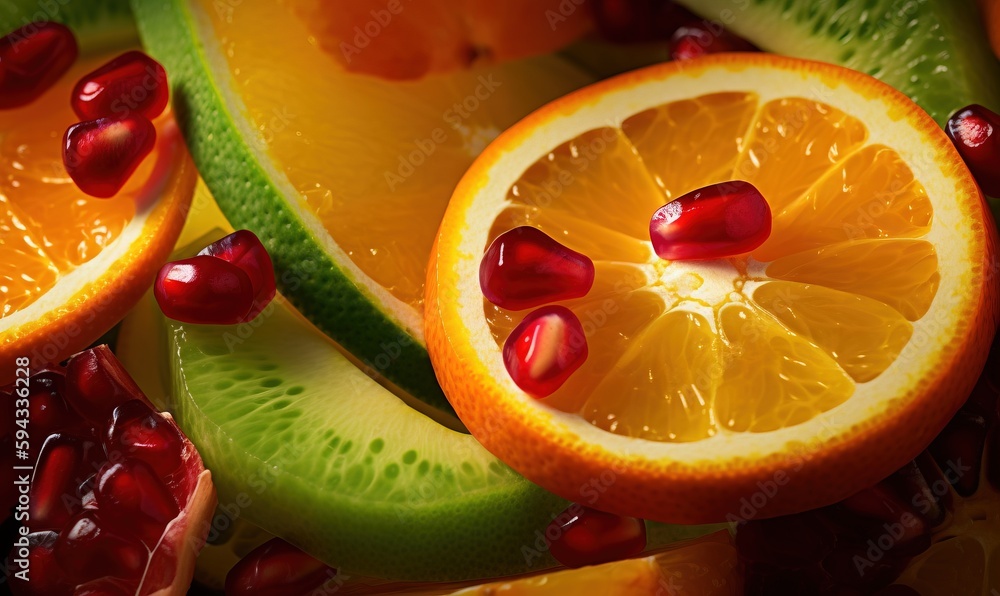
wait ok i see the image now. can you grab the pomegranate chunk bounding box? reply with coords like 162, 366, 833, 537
481, 227, 595, 311
155, 255, 256, 325
650, 180, 771, 260
2, 347, 216, 595
226, 538, 339, 596
199, 229, 277, 321
591, 0, 697, 43
946, 104, 1000, 197
546, 504, 647, 568
503, 305, 588, 397
0, 22, 77, 109
63, 115, 156, 198
71, 50, 168, 121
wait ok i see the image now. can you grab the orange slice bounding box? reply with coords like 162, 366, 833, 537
426, 54, 999, 524
0, 50, 196, 382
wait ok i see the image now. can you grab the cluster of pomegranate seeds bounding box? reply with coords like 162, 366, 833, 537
71, 50, 168, 121
480, 226, 595, 311
62, 51, 169, 198
155, 230, 277, 325
737, 342, 1000, 594
226, 538, 339, 596
0, 22, 78, 109
650, 180, 771, 260
2, 345, 213, 595
546, 504, 647, 568
502, 306, 588, 398
946, 104, 1000, 197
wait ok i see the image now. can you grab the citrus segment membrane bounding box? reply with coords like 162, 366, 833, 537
481, 91, 943, 443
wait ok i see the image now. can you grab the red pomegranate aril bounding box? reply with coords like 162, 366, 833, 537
65, 344, 146, 424
946, 104, 1000, 197
198, 229, 277, 321
7, 531, 69, 596
669, 20, 757, 61
546, 505, 646, 568
106, 400, 185, 478
63, 115, 156, 198
154, 255, 256, 325
71, 50, 168, 121
0, 22, 77, 109
928, 409, 988, 497
503, 306, 588, 398
27, 369, 76, 443
591, 0, 696, 43
54, 511, 149, 583
30, 434, 101, 530
226, 538, 339, 596
650, 180, 771, 260
96, 460, 179, 547
480, 227, 595, 311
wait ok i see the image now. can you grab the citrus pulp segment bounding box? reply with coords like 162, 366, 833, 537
164, 293, 718, 581
426, 54, 999, 524
0, 42, 196, 383
129, 0, 593, 410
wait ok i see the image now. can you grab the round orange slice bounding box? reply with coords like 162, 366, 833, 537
0, 50, 196, 382
426, 53, 1000, 524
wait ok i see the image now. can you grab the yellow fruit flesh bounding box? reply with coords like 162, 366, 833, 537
482, 93, 940, 442
0, 53, 160, 319
200, 0, 590, 308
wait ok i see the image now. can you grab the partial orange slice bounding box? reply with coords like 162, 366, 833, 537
0, 50, 196, 381
426, 54, 999, 523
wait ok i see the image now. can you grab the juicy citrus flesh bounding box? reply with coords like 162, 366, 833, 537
427, 54, 997, 523
0, 52, 163, 318
0, 45, 194, 381
482, 90, 938, 443
197, 0, 591, 313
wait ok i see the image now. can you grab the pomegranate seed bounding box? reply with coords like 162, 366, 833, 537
154, 255, 256, 325
27, 369, 76, 443
7, 531, 69, 595
503, 306, 588, 398
105, 400, 185, 478
30, 434, 102, 530
669, 20, 757, 61
946, 104, 1000, 197
71, 50, 168, 121
591, 0, 696, 43
63, 115, 156, 198
649, 180, 771, 260
96, 460, 179, 547
929, 409, 988, 497
54, 511, 149, 583
198, 230, 277, 321
65, 345, 146, 424
546, 505, 646, 568
480, 227, 595, 311
226, 538, 338, 596
0, 22, 77, 109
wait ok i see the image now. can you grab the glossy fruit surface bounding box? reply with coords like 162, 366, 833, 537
946, 104, 1000, 197
225, 538, 337, 596
0, 21, 77, 109
154, 256, 255, 325
427, 54, 997, 524
198, 230, 276, 320
71, 50, 168, 121
546, 505, 647, 568
2, 346, 215, 595
503, 306, 588, 398
63, 115, 157, 198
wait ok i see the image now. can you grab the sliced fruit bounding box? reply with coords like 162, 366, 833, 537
0, 23, 196, 383
160, 291, 718, 580
426, 54, 998, 524
2, 346, 215, 595
330, 530, 741, 595
129, 0, 593, 410
288, 0, 593, 80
